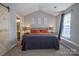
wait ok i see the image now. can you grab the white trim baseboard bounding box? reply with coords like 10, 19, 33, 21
62, 38, 79, 48
1, 44, 16, 56
61, 38, 79, 55
11, 44, 16, 49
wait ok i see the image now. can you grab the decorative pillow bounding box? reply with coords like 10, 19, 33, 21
31, 30, 40, 33
40, 30, 48, 33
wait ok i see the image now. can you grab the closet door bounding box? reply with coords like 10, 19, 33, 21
0, 5, 10, 55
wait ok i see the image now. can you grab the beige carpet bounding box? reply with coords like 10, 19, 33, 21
4, 45, 78, 56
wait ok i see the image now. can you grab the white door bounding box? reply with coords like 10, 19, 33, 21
0, 5, 10, 55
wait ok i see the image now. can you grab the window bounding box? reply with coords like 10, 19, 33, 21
38, 18, 41, 24
61, 13, 71, 39
32, 18, 35, 24
31, 17, 48, 25
44, 17, 47, 24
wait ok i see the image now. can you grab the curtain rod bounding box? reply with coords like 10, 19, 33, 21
0, 3, 10, 12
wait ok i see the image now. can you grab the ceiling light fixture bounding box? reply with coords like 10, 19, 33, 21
54, 6, 56, 8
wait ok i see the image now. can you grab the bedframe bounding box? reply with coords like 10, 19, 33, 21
21, 28, 59, 50
21, 33, 59, 50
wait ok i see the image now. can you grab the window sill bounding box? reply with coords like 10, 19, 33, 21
61, 36, 70, 40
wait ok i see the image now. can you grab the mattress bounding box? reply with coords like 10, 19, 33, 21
22, 34, 59, 50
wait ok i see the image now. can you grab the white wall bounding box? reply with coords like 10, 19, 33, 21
63, 4, 79, 47
9, 4, 17, 47
24, 10, 57, 32
56, 15, 61, 35
71, 4, 79, 45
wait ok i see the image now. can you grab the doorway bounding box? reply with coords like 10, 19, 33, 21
16, 17, 21, 44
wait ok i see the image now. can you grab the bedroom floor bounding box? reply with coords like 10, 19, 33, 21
4, 44, 78, 56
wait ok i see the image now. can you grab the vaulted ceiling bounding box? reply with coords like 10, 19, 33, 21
14, 3, 74, 16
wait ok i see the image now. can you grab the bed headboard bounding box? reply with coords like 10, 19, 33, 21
31, 28, 49, 34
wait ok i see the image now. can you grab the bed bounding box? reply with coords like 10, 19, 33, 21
21, 28, 59, 50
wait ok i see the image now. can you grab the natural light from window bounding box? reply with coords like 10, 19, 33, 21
62, 13, 71, 39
